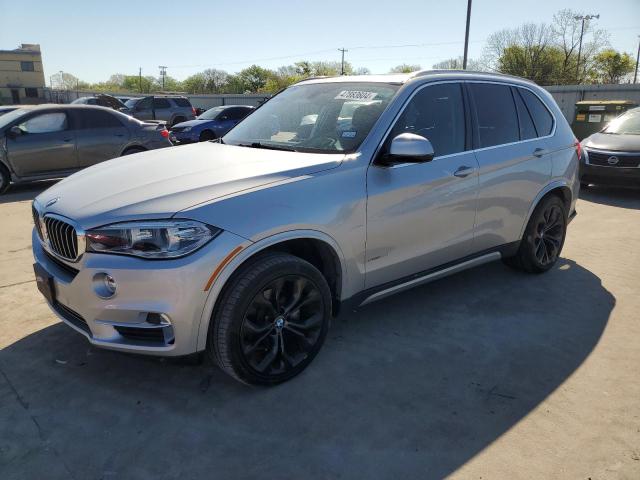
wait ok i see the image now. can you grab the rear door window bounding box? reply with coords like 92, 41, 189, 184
74, 109, 123, 129
153, 98, 171, 109
469, 83, 519, 148
519, 88, 554, 136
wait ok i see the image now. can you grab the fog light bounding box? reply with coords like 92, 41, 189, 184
93, 272, 117, 298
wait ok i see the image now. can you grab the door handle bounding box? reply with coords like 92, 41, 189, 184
453, 166, 474, 178
62, 137, 73, 142
533, 148, 546, 158
114, 133, 124, 137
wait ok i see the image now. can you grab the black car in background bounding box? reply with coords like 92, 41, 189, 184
580, 107, 640, 188
0, 104, 172, 194
72, 94, 129, 112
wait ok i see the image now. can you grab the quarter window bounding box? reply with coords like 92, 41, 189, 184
75, 110, 123, 129
519, 88, 553, 136
19, 113, 67, 133
513, 88, 537, 140
389, 83, 466, 157
470, 83, 519, 148
173, 98, 191, 107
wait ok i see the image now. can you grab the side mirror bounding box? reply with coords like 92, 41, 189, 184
385, 133, 434, 163
7, 125, 23, 139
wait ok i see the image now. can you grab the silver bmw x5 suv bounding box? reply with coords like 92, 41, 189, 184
32, 71, 579, 385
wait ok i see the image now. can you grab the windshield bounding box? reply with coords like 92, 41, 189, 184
198, 106, 225, 120
0, 108, 28, 129
604, 109, 640, 135
223, 82, 400, 153
124, 98, 140, 108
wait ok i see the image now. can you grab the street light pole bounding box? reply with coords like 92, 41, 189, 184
574, 14, 599, 83
634, 35, 639, 84
463, 0, 473, 70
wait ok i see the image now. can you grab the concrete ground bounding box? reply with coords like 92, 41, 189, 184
0, 181, 639, 480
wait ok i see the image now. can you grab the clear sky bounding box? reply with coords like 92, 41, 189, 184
1, 0, 638, 84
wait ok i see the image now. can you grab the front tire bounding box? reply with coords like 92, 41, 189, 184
199, 130, 216, 142
504, 195, 567, 273
208, 253, 331, 385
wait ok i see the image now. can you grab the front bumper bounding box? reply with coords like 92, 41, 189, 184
580, 163, 640, 187
32, 229, 248, 356
169, 131, 199, 144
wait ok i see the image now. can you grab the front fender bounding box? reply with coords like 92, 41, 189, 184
194, 229, 348, 352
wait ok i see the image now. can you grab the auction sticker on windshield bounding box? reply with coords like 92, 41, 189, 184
335, 90, 378, 101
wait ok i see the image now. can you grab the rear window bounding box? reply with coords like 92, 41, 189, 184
469, 83, 519, 148
173, 97, 191, 107
519, 88, 554, 136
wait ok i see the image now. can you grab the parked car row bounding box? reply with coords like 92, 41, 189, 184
0, 104, 172, 193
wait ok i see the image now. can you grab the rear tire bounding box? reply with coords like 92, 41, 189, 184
503, 195, 567, 273
0, 164, 9, 195
199, 130, 216, 142
207, 252, 331, 385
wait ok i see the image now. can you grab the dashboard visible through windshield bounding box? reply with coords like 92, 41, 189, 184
223, 82, 400, 153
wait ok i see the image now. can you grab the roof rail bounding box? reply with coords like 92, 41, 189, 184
408, 69, 533, 83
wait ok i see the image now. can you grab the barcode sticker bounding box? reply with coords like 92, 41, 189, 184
335, 90, 378, 101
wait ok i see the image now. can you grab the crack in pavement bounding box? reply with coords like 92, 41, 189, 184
0, 279, 35, 289
0, 365, 78, 480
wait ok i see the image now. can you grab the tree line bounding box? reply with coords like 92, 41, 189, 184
54, 9, 636, 95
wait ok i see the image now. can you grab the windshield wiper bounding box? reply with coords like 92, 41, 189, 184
238, 142, 298, 152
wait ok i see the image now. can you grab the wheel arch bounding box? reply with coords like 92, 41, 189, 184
519, 180, 573, 239
196, 230, 347, 351
120, 144, 147, 156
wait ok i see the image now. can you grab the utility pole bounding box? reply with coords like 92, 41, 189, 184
634, 35, 639, 84
158, 65, 167, 90
338, 48, 348, 75
574, 14, 599, 83
463, 0, 472, 70
139, 67, 142, 93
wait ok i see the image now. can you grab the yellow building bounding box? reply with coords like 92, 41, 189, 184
0, 44, 46, 105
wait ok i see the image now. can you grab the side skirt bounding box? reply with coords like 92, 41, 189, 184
341, 242, 519, 311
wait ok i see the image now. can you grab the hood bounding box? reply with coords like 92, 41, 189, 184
36, 142, 343, 228
583, 132, 640, 152
172, 119, 208, 129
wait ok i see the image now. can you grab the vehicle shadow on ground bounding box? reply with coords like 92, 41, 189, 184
580, 185, 640, 209
0, 180, 58, 205
0, 259, 614, 479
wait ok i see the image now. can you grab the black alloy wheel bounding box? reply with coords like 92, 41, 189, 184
208, 252, 331, 385
240, 275, 323, 375
532, 203, 564, 266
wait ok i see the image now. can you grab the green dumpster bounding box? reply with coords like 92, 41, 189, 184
571, 100, 638, 140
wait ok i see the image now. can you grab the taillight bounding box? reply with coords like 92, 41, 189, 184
192, 107, 197, 116
160, 129, 169, 138
575, 139, 582, 160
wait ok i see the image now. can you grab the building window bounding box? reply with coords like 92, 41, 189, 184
21, 61, 35, 72
25, 88, 38, 98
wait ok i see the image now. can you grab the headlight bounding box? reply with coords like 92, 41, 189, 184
86, 220, 220, 259
181, 126, 192, 132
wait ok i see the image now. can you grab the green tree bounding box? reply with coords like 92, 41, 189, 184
237, 65, 272, 92
182, 73, 207, 94
497, 45, 565, 85
389, 64, 421, 73
591, 49, 636, 84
